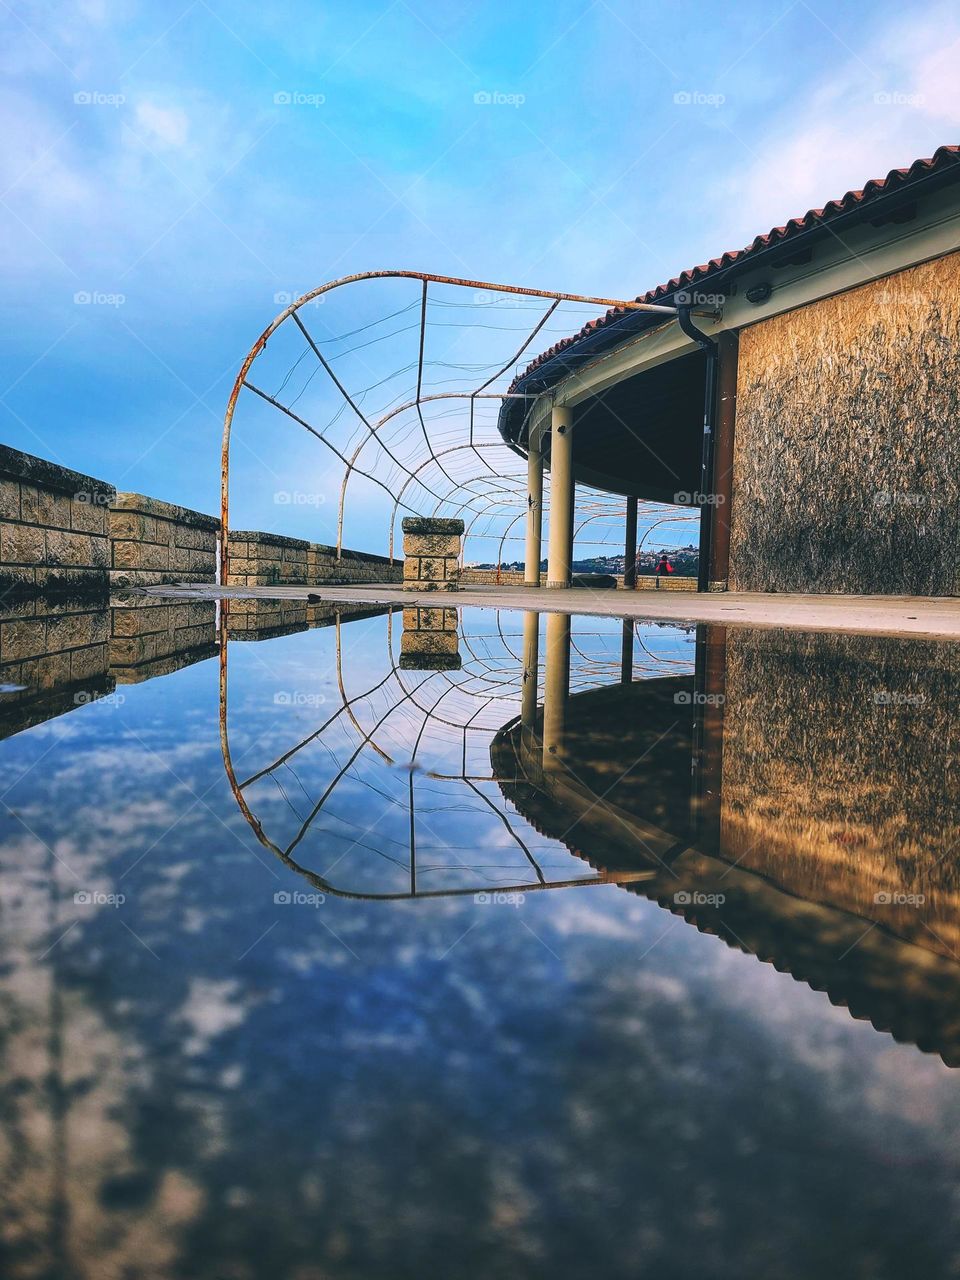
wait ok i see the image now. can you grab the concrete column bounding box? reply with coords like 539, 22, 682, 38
546, 405, 574, 589
623, 496, 638, 589
521, 609, 540, 752
524, 427, 543, 587
542, 611, 571, 772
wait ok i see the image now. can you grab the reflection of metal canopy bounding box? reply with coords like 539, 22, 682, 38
218, 605, 692, 899
220, 271, 699, 579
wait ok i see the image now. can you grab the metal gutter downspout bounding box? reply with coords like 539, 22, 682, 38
677, 305, 718, 593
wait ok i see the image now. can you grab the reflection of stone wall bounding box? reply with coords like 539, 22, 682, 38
109, 599, 217, 682
402, 517, 463, 592
0, 444, 114, 598
225, 599, 308, 639
720, 627, 960, 957
109, 492, 219, 588
0, 600, 113, 737
399, 606, 461, 670
729, 251, 960, 594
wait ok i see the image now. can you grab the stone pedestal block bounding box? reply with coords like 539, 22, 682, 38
401, 517, 464, 593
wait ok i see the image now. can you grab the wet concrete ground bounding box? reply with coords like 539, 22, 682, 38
135, 581, 960, 641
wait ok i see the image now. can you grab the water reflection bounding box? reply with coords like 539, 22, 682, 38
3, 598, 960, 1278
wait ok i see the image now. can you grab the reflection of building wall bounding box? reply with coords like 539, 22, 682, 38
109, 492, 219, 588
720, 627, 960, 957
729, 252, 960, 594
109, 599, 218, 683
0, 444, 114, 598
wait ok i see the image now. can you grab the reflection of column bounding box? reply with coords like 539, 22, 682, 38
623, 496, 638, 589
399, 607, 462, 670
521, 610, 540, 750
546, 406, 574, 589
524, 427, 543, 587
542, 612, 571, 772
691, 623, 727, 849
620, 618, 633, 685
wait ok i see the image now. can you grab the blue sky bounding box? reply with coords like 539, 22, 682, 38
1, 0, 957, 554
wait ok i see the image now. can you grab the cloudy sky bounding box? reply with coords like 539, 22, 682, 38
1, 0, 957, 549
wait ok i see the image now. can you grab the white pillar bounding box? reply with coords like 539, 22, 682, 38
524, 426, 543, 587
546, 405, 574, 589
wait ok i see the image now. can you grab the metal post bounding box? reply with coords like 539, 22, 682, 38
623, 495, 638, 589
546, 405, 574, 589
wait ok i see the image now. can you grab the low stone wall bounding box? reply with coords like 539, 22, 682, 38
109, 598, 217, 681
460, 567, 697, 591
402, 517, 464, 592
226, 531, 310, 587
309, 543, 400, 585
0, 445, 115, 598
110, 493, 219, 588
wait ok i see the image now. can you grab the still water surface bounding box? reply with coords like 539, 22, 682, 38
1, 598, 959, 1278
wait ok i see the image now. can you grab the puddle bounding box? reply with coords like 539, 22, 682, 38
1, 598, 959, 1278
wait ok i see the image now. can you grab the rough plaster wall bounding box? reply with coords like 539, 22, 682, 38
729, 251, 960, 594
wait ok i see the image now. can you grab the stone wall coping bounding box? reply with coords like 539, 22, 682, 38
228, 530, 311, 549
402, 517, 465, 535
310, 543, 394, 566
0, 443, 115, 502
113, 491, 220, 531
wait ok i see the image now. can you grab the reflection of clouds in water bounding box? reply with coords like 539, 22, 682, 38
2, 610, 960, 1276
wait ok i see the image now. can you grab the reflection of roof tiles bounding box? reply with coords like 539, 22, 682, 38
514, 144, 960, 385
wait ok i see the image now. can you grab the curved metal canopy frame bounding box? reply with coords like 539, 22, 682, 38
220, 270, 687, 581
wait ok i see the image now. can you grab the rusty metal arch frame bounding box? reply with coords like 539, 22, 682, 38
221, 270, 682, 581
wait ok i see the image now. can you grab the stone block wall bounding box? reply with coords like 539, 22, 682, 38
0, 445, 115, 599
309, 543, 401, 585
109, 493, 219, 588
226, 531, 310, 586
110, 599, 217, 681
402, 517, 464, 592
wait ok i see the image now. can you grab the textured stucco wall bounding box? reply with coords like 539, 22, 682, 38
728, 251, 960, 595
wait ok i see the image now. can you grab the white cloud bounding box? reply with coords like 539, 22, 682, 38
135, 100, 190, 149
